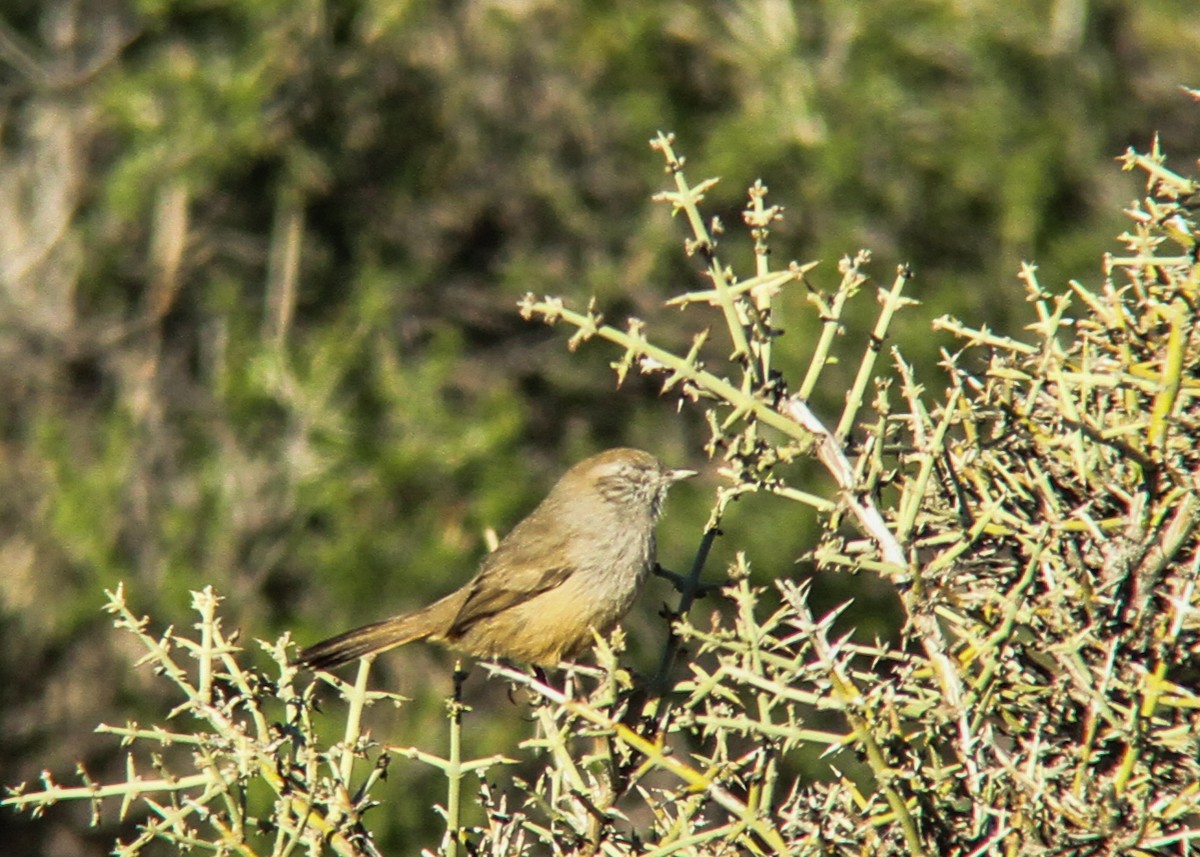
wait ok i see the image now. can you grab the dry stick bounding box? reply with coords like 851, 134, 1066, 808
651, 131, 757, 379
194, 587, 216, 706
835, 265, 912, 441
443, 664, 468, 857
1148, 296, 1186, 452
782, 397, 904, 570
895, 376, 963, 544
519, 296, 817, 450
1119, 145, 1197, 196
1, 770, 214, 813
745, 179, 781, 383
339, 657, 374, 786
798, 252, 869, 401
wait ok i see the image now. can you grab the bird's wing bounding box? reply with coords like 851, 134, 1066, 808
447, 525, 575, 635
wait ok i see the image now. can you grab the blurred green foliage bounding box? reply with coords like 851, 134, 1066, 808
0, 0, 1197, 853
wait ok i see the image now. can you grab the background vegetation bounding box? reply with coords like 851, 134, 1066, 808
1, 1, 1199, 854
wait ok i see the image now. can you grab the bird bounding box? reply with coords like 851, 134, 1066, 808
295, 447, 695, 670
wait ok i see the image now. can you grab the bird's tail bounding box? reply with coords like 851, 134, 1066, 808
296, 591, 464, 671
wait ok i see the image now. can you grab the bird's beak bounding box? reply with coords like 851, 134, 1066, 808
667, 468, 698, 483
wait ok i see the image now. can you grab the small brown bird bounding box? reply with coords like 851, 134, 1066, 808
296, 448, 695, 670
